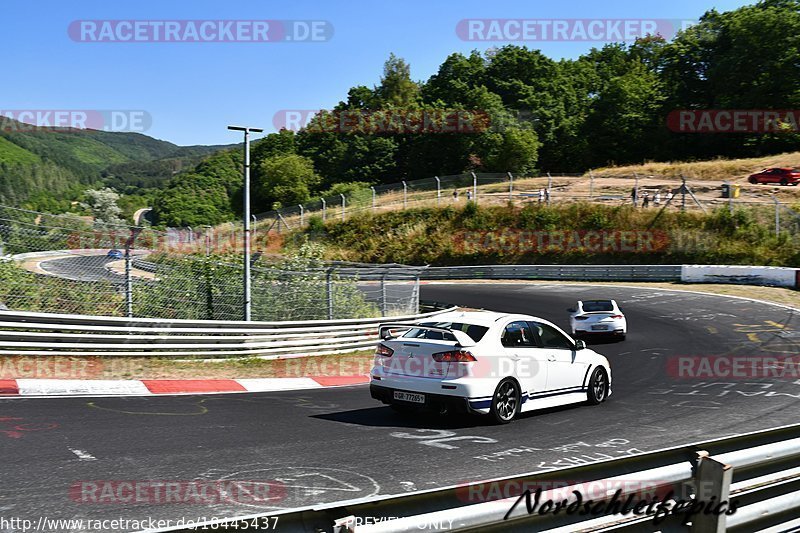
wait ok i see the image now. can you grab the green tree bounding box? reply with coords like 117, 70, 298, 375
256, 154, 321, 209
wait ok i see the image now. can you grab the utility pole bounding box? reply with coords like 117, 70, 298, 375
228, 125, 263, 321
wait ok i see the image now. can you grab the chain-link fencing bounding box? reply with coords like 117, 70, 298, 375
0, 205, 424, 320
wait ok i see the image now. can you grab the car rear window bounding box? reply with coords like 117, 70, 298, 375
404, 322, 489, 342
582, 301, 614, 312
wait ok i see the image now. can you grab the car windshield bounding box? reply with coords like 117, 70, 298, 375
582, 301, 614, 312
403, 321, 489, 342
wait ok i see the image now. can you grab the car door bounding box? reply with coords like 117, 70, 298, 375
528, 321, 589, 392
500, 320, 548, 396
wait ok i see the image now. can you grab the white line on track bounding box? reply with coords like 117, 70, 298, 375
69, 449, 96, 461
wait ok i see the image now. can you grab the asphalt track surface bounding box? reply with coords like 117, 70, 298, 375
1, 283, 799, 531
38, 254, 124, 283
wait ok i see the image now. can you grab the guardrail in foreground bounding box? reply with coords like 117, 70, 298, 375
149, 422, 800, 533
0, 307, 456, 358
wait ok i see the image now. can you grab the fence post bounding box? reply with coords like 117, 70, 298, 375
340, 193, 346, 221
435, 177, 440, 207
508, 172, 514, 203
251, 215, 257, 251
299, 204, 304, 228
691, 451, 733, 533
321, 198, 326, 222
371, 187, 376, 212
326, 267, 334, 320
471, 172, 477, 203
380, 271, 388, 316
124, 239, 133, 318
414, 272, 421, 314
589, 171, 594, 198
403, 181, 408, 209
774, 196, 780, 237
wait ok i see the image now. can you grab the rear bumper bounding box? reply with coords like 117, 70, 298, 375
370, 383, 484, 415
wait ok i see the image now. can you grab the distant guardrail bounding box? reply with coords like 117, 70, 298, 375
0, 307, 456, 358
421, 264, 799, 288
150, 422, 800, 533
422, 264, 683, 282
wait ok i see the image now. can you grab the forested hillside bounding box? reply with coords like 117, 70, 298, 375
152, 0, 800, 227
0, 118, 233, 214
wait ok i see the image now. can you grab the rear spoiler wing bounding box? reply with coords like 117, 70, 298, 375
378, 323, 476, 348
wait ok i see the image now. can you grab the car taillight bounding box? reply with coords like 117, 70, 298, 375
610, 315, 623, 319
432, 350, 476, 363
574, 315, 589, 321
375, 344, 394, 357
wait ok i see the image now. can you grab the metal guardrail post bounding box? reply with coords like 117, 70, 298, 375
370, 187, 376, 212
402, 181, 408, 209
326, 268, 334, 320
299, 205, 304, 228
508, 171, 513, 203
321, 198, 326, 222
774, 196, 780, 237
590, 170, 595, 198
547, 172, 552, 206
340, 193, 346, 221
381, 271, 388, 315
692, 451, 733, 533
434, 177, 440, 207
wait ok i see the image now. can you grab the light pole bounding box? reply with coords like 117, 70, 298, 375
228, 125, 263, 321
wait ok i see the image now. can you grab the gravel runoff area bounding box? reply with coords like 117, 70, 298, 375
0, 281, 796, 381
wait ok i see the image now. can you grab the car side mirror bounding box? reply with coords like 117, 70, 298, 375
574, 339, 586, 350
567, 308, 576, 313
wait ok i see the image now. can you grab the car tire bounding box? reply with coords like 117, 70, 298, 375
748, 177, 758, 184
781, 178, 789, 186
586, 368, 609, 405
489, 378, 520, 425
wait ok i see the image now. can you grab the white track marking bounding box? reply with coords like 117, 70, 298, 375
69, 449, 96, 461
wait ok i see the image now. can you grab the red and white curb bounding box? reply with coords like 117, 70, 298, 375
0, 376, 369, 397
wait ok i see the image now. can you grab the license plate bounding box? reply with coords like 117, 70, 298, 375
394, 391, 425, 404
591, 325, 609, 331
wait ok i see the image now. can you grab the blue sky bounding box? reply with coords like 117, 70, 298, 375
2, 0, 754, 146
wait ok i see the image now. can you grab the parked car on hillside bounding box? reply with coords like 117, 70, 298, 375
747, 168, 800, 186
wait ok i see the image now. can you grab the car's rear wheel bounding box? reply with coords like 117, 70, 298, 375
489, 379, 520, 424
781, 178, 789, 186
586, 368, 609, 405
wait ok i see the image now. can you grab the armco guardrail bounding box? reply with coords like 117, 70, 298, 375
422, 264, 683, 281
151, 422, 800, 533
0, 307, 456, 358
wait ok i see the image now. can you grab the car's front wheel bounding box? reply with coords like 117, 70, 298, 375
781, 178, 789, 186
586, 368, 609, 405
489, 378, 520, 424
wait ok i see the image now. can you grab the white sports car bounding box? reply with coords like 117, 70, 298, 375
569, 299, 627, 340
370, 310, 612, 424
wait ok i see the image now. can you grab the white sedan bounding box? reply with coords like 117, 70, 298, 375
569, 299, 627, 340
370, 310, 612, 424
